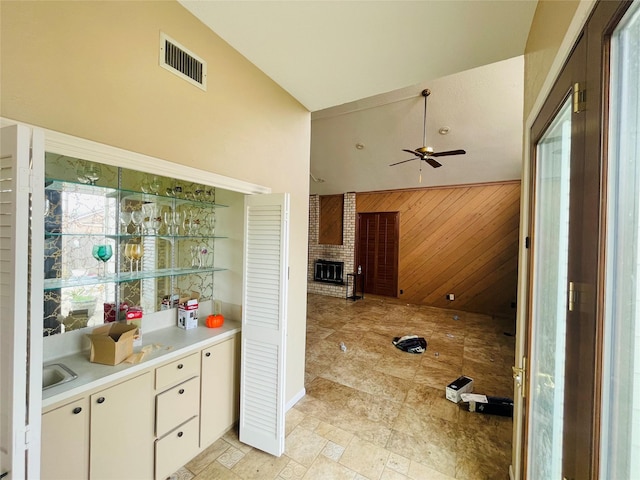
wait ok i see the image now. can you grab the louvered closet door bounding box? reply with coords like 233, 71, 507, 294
0, 124, 45, 479
239, 193, 289, 457
357, 212, 399, 297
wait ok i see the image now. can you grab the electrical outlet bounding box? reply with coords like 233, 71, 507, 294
446, 293, 455, 301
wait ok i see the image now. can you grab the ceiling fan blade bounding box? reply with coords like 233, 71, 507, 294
402, 149, 422, 157
425, 158, 442, 168
430, 149, 466, 157
389, 157, 419, 166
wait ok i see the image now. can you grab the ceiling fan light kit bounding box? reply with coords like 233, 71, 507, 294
390, 88, 466, 181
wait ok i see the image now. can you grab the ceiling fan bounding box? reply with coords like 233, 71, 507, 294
390, 89, 466, 181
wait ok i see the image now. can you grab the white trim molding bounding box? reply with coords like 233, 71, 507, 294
0, 117, 271, 195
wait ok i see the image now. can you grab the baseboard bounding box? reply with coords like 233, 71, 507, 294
286, 388, 306, 411
509, 464, 515, 480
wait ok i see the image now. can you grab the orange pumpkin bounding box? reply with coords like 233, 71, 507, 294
206, 314, 224, 328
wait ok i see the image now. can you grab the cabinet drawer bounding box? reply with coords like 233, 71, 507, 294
156, 376, 200, 437
155, 352, 199, 390
155, 416, 199, 480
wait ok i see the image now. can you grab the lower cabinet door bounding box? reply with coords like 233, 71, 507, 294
155, 416, 199, 480
200, 336, 240, 447
90, 372, 154, 480
41, 397, 89, 480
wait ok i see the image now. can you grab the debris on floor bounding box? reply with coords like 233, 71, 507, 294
339, 341, 347, 352
446, 375, 474, 403
392, 335, 427, 354
462, 393, 514, 417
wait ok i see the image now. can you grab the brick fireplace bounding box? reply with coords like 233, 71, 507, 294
307, 193, 355, 298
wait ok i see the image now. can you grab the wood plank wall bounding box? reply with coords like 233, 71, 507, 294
356, 181, 520, 318
319, 194, 344, 245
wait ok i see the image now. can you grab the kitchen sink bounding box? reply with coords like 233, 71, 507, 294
43, 363, 77, 390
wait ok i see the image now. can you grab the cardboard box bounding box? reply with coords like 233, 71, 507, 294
161, 294, 180, 310
87, 323, 137, 365
177, 294, 199, 330
125, 307, 143, 347
446, 376, 473, 403
178, 306, 198, 330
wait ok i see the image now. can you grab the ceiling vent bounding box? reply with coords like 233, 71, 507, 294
159, 32, 207, 91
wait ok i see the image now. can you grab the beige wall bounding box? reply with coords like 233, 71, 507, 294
523, 0, 581, 120
0, 1, 310, 403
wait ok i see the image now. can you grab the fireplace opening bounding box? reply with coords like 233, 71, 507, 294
314, 259, 345, 285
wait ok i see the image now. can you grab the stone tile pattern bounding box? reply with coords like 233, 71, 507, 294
171, 294, 514, 480
307, 193, 356, 298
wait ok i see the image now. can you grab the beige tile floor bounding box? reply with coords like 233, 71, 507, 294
172, 293, 515, 480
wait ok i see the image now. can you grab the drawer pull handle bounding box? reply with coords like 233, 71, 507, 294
177, 364, 184, 369
179, 388, 185, 394
97, 397, 105, 404
72, 407, 82, 414
177, 431, 183, 438
205, 352, 211, 357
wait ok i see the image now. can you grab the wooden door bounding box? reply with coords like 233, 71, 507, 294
357, 212, 399, 297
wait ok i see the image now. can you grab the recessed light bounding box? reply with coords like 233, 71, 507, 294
438, 127, 450, 135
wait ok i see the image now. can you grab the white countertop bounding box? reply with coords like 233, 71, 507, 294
42, 320, 241, 409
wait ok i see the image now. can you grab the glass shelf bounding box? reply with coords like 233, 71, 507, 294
44, 267, 228, 291
45, 178, 229, 208
44, 232, 228, 240
43, 154, 226, 336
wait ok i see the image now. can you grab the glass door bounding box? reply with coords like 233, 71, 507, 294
600, 2, 640, 477
526, 95, 572, 479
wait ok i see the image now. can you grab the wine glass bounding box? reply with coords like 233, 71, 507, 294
83, 163, 102, 185
130, 209, 144, 235
92, 244, 113, 276
119, 211, 131, 234
124, 241, 135, 272
130, 241, 144, 272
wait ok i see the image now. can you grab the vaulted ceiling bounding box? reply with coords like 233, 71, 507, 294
179, 1, 538, 193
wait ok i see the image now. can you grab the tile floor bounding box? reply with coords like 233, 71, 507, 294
172, 293, 515, 480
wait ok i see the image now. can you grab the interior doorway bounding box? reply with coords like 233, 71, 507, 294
356, 212, 399, 297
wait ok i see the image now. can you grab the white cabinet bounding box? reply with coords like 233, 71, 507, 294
200, 335, 240, 447
40, 333, 241, 480
90, 372, 154, 480
41, 397, 89, 480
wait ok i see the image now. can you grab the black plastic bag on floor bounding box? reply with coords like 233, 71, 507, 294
392, 335, 427, 354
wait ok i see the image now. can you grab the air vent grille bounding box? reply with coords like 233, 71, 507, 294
159, 32, 207, 91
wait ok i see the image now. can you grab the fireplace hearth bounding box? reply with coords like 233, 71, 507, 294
314, 259, 345, 285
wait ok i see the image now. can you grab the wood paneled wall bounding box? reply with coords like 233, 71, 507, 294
356, 181, 520, 318
319, 194, 344, 245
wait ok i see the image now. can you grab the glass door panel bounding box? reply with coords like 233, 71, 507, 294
600, 2, 640, 477
527, 95, 572, 479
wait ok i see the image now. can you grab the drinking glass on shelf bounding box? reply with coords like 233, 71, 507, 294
130, 209, 144, 235
130, 242, 144, 272
125, 239, 144, 272
83, 163, 102, 185
204, 212, 216, 236
92, 244, 113, 277
119, 211, 132, 235
124, 241, 135, 272
163, 209, 182, 236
